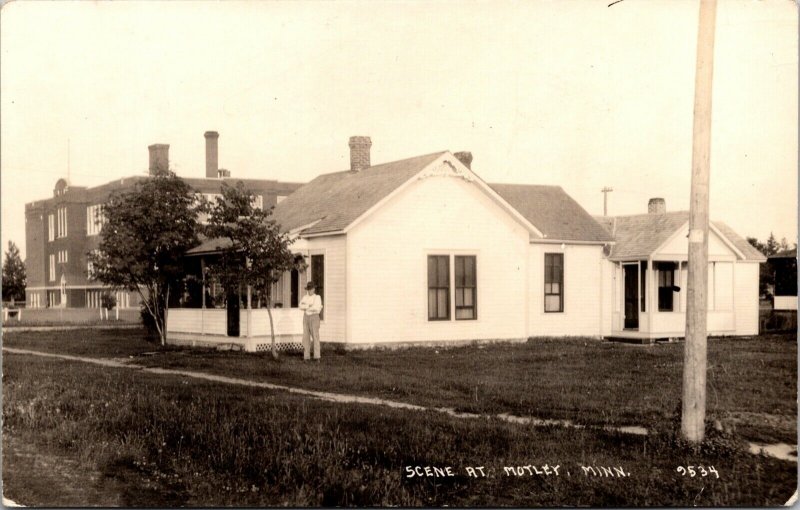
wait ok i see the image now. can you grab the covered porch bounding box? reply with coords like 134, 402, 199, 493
609, 256, 736, 342
166, 238, 313, 352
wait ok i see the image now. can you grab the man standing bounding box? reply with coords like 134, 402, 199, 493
299, 281, 323, 361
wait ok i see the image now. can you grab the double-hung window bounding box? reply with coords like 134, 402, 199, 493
544, 253, 564, 312
454, 255, 477, 320
427, 255, 450, 320
48, 214, 55, 242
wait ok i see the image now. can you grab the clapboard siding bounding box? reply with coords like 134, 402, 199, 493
306, 235, 346, 342
527, 244, 605, 337
347, 174, 529, 344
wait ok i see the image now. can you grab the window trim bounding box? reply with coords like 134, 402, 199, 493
544, 252, 564, 313
427, 254, 451, 321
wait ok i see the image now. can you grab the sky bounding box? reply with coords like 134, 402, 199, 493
2, 0, 797, 260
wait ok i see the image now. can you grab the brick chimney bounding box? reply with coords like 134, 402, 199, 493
148, 144, 169, 175
349, 136, 372, 172
205, 131, 219, 178
648, 197, 666, 214
454, 151, 473, 169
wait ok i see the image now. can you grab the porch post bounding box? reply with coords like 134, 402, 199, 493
201, 257, 206, 336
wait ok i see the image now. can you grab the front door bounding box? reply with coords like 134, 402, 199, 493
623, 264, 639, 330
226, 290, 240, 337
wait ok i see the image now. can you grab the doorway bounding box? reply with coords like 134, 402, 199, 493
623, 264, 639, 330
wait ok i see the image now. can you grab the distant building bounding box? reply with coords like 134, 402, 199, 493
768, 248, 797, 311
24, 131, 303, 309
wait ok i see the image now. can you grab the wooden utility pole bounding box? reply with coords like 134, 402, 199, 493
601, 187, 614, 216
682, 0, 717, 444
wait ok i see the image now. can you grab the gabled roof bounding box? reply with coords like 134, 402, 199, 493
489, 184, 613, 243
271, 152, 612, 243
270, 152, 446, 235
594, 211, 765, 261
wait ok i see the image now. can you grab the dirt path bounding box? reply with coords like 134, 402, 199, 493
4, 347, 795, 464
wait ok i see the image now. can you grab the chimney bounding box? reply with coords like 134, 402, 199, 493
348, 136, 371, 171
205, 131, 219, 178
454, 151, 473, 169
148, 144, 169, 175
648, 197, 666, 214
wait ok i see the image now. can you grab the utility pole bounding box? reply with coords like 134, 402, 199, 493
601, 187, 614, 216
683, 0, 717, 444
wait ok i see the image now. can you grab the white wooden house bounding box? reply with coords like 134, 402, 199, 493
166, 138, 765, 350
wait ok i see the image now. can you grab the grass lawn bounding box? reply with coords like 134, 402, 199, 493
5, 329, 796, 443
3, 353, 796, 507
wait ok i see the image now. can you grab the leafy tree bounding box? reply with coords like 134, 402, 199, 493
2, 241, 26, 304
204, 181, 304, 358
88, 171, 201, 344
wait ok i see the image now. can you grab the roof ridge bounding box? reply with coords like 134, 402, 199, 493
599, 210, 690, 219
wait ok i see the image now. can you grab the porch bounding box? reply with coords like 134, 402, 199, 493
608, 257, 736, 341
166, 307, 305, 352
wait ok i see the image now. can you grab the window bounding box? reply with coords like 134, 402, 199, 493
87, 205, 104, 235
49, 254, 55, 281
454, 255, 477, 320
48, 214, 55, 242
196, 193, 223, 224
427, 255, 450, 320
251, 195, 263, 210
640, 261, 647, 312
657, 262, 676, 311
57, 250, 68, 263
56, 207, 67, 238
311, 254, 325, 320
544, 253, 564, 312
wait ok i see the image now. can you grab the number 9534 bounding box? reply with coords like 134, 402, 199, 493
677, 465, 719, 478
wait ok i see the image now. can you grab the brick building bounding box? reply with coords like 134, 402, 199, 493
24, 131, 302, 309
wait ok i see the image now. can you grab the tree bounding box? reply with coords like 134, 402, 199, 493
2, 241, 26, 304
204, 181, 303, 358
88, 171, 201, 345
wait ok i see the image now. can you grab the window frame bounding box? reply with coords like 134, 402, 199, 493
48, 214, 55, 242
49, 254, 55, 282
544, 253, 564, 313
427, 255, 451, 321
454, 255, 477, 321
656, 262, 676, 312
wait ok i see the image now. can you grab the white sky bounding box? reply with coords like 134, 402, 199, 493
2, 0, 797, 260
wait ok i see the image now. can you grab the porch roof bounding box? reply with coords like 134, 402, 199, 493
594, 211, 765, 261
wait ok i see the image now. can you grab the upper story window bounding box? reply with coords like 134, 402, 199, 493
49, 254, 56, 282
196, 193, 223, 224
57, 250, 68, 264
48, 214, 55, 242
544, 253, 564, 313
56, 207, 68, 238
86, 205, 104, 235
